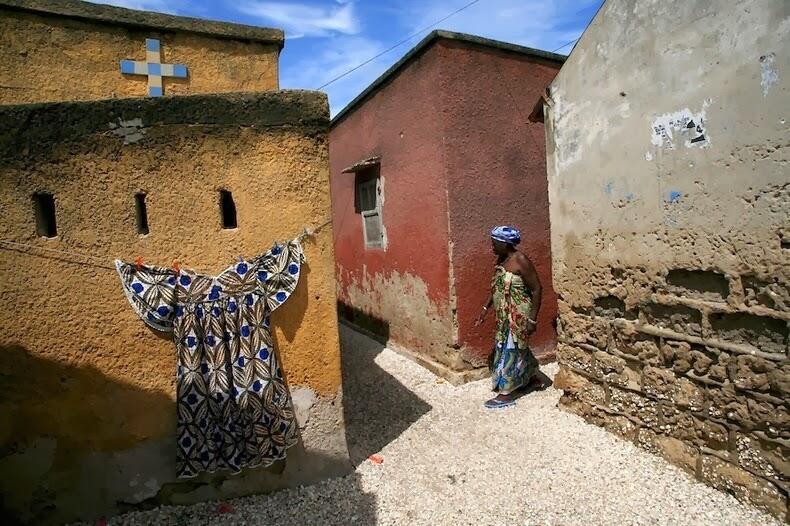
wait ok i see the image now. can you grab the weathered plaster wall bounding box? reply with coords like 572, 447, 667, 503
546, 0, 788, 518
437, 40, 561, 362
0, 92, 348, 525
329, 46, 458, 372
0, 0, 281, 104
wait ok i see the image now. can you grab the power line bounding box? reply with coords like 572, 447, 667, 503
551, 37, 579, 53
316, 0, 483, 90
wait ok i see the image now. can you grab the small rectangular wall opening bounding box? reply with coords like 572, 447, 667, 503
354, 166, 383, 249
33, 192, 57, 238
666, 269, 729, 300
134, 193, 149, 235
219, 190, 238, 229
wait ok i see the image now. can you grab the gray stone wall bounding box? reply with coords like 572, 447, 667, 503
545, 0, 788, 519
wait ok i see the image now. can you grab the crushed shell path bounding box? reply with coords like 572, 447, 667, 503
94, 328, 780, 526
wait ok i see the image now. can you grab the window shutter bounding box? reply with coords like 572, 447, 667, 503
356, 173, 383, 248
362, 210, 382, 248
358, 180, 377, 212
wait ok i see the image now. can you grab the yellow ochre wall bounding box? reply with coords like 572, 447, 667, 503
0, 0, 282, 104
0, 92, 349, 525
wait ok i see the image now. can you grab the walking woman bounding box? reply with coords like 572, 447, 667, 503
475, 226, 546, 409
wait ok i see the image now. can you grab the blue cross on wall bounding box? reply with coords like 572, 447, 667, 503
120, 39, 188, 97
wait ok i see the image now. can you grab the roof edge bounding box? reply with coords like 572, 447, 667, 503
0, 90, 328, 161
0, 0, 284, 48
342, 155, 381, 173
330, 29, 566, 127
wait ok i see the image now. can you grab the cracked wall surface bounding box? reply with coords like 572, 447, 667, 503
546, 0, 788, 519
0, 92, 349, 525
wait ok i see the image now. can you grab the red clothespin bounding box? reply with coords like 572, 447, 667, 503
134, 256, 144, 271
172, 260, 181, 275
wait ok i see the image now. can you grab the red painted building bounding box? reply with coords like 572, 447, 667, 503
329, 30, 563, 382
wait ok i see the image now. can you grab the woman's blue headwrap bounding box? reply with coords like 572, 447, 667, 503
491, 226, 521, 245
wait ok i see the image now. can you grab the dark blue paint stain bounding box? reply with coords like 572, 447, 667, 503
668, 191, 683, 203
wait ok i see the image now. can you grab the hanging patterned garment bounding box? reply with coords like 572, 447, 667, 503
115, 240, 303, 478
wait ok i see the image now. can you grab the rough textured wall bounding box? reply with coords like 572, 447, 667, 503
438, 40, 561, 362
0, 92, 348, 525
546, 0, 788, 518
329, 47, 459, 376
0, 1, 281, 104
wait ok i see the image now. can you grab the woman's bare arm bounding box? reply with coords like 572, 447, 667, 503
475, 291, 494, 326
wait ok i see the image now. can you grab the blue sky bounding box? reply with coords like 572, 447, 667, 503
92, 0, 603, 116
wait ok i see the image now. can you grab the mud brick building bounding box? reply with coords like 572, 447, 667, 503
0, 2, 346, 524
0, 0, 283, 103
542, 0, 789, 518
330, 31, 563, 382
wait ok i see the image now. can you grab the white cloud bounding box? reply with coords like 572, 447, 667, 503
281, 35, 398, 116
401, 0, 600, 53
235, 1, 360, 38
281, 0, 600, 116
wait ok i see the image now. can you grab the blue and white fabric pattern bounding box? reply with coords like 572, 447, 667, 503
115, 239, 303, 478
491, 225, 521, 246
490, 330, 536, 395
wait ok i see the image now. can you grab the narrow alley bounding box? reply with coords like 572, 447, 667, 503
86, 327, 781, 526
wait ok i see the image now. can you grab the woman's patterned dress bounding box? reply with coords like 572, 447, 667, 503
490, 265, 540, 394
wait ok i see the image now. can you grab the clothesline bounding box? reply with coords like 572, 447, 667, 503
0, 238, 117, 270
0, 218, 332, 272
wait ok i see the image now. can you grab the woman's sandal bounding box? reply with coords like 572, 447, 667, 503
484, 397, 516, 409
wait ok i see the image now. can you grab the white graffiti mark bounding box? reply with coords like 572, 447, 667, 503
645, 151, 653, 161
650, 100, 711, 150
109, 117, 145, 145
760, 53, 778, 97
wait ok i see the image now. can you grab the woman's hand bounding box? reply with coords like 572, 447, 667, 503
525, 318, 538, 335
474, 306, 489, 327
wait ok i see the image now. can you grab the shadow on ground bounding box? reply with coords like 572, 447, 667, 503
339, 323, 432, 467
0, 344, 380, 526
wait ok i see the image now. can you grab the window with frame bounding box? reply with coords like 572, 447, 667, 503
355, 168, 383, 249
